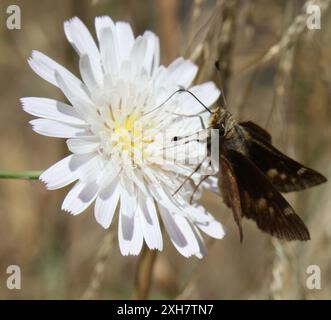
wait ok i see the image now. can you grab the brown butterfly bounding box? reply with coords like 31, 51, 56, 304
150, 87, 327, 242
209, 106, 327, 242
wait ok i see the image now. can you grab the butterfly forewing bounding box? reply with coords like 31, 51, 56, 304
239, 121, 272, 144
240, 122, 327, 193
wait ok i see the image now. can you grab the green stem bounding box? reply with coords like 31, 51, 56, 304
0, 170, 42, 180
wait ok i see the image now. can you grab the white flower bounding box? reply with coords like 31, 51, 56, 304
21, 16, 225, 258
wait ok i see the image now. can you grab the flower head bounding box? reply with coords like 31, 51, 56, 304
21, 16, 224, 257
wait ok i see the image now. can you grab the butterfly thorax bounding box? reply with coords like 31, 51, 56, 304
210, 107, 249, 157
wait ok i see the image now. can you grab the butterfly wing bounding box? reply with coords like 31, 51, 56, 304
226, 149, 310, 241
241, 122, 327, 193
239, 121, 272, 144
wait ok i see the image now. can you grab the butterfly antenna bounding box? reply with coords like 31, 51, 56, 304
179, 88, 213, 114
214, 61, 228, 109
143, 87, 212, 117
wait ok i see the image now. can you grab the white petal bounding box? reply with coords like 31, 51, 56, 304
54, 71, 95, 119
96, 161, 121, 189
64, 17, 103, 86
167, 58, 198, 88
145, 170, 184, 215
198, 219, 225, 239
95, 180, 120, 228
30, 119, 90, 138
142, 31, 160, 75
120, 60, 132, 82
192, 81, 220, 107
190, 225, 207, 259
21, 97, 86, 125
188, 204, 225, 239
120, 176, 137, 217
95, 16, 115, 41
158, 205, 200, 258
40, 155, 77, 189
118, 198, 143, 256
130, 36, 147, 75
66, 138, 99, 154
98, 27, 120, 75
95, 16, 121, 76
115, 21, 135, 60
124, 167, 148, 196
77, 155, 104, 183
40, 153, 97, 189
202, 176, 220, 195
62, 181, 99, 215
137, 190, 163, 250
28, 51, 84, 89
153, 66, 168, 89
79, 55, 100, 91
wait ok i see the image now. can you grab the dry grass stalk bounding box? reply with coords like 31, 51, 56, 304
238, 0, 329, 117
175, 238, 216, 300
265, 0, 296, 132
192, 0, 206, 22
266, 48, 294, 130
269, 239, 289, 300
268, 2, 296, 301
258, 0, 331, 66
157, 0, 179, 63
193, 0, 240, 92
176, 280, 199, 300
132, 245, 158, 300
81, 231, 115, 299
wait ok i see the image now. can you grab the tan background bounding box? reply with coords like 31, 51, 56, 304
0, 0, 330, 299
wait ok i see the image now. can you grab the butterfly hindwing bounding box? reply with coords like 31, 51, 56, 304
225, 149, 310, 241
240, 123, 327, 193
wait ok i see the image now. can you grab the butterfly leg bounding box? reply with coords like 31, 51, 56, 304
189, 174, 210, 204
166, 111, 207, 130
172, 156, 207, 196
161, 113, 209, 151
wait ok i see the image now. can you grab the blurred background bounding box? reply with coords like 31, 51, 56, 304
0, 0, 330, 299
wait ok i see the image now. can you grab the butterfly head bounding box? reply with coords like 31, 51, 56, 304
210, 107, 235, 138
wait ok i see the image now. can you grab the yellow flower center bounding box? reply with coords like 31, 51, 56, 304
110, 114, 155, 165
